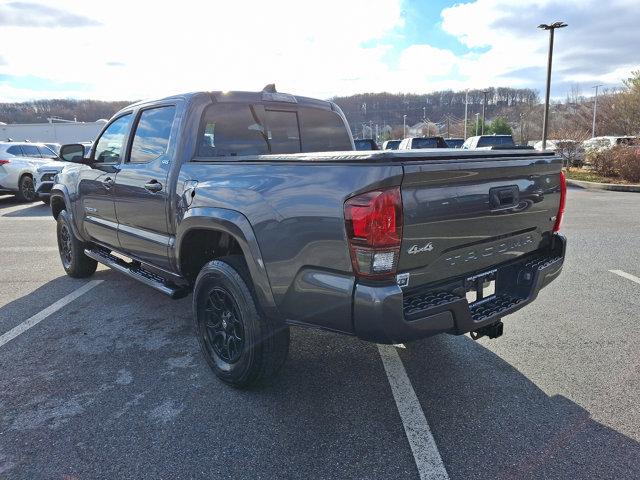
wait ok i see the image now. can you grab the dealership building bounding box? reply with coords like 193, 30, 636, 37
0, 119, 107, 144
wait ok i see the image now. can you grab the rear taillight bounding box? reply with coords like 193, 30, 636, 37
553, 170, 567, 232
344, 187, 403, 279
0, 159, 10, 165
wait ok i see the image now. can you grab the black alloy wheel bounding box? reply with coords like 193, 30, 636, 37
203, 287, 245, 364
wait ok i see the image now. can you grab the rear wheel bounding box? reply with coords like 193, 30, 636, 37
56, 210, 97, 278
193, 256, 289, 387
15, 175, 36, 202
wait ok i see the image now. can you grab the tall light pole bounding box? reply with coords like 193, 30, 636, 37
592, 84, 603, 137
403, 114, 407, 139
538, 21, 567, 150
464, 89, 469, 139
481, 90, 489, 135
475, 113, 480, 136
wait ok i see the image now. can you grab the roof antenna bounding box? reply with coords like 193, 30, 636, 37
262, 84, 277, 93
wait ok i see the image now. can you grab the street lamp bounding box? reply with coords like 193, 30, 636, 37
538, 21, 568, 150
475, 113, 480, 136
463, 89, 469, 139
403, 114, 407, 139
481, 90, 489, 135
592, 84, 603, 137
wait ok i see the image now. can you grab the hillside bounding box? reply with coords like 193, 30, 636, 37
0, 99, 131, 124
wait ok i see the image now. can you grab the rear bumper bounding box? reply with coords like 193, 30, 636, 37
353, 234, 566, 344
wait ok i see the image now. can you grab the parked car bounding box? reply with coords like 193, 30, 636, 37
444, 138, 464, 148
0, 142, 61, 201
51, 87, 566, 387
582, 136, 638, 153
462, 135, 516, 149
35, 142, 93, 204
534, 139, 585, 167
398, 136, 448, 149
354, 138, 379, 150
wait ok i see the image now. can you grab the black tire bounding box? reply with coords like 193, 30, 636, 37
15, 175, 36, 202
56, 210, 98, 278
193, 256, 289, 387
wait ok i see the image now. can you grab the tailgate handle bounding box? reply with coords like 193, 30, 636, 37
490, 186, 519, 209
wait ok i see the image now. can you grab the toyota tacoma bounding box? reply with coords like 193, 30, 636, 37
50, 86, 566, 387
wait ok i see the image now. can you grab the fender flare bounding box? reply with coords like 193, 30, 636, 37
174, 207, 279, 318
49, 184, 83, 241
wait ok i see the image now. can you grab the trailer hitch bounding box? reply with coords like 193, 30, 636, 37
470, 321, 504, 340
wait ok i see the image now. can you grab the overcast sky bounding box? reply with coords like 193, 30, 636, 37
0, 0, 638, 102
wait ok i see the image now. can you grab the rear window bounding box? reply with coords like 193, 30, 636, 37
265, 110, 300, 154
299, 107, 351, 152
197, 103, 351, 158
477, 136, 514, 147
198, 104, 270, 157
412, 138, 440, 149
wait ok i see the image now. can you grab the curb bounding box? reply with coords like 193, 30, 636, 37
567, 178, 640, 192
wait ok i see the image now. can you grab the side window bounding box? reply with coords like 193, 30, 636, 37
37, 145, 57, 158
129, 106, 176, 163
21, 144, 42, 157
198, 103, 270, 157
300, 107, 352, 152
265, 110, 300, 154
7, 145, 23, 156
94, 114, 132, 163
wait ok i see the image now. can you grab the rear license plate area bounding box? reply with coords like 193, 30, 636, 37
465, 269, 497, 305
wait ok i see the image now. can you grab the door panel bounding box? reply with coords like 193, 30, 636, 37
113, 105, 176, 269
80, 113, 132, 247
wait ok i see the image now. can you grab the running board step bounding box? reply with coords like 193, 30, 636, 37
84, 248, 189, 299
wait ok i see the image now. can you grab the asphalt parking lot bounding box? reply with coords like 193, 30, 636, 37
0, 188, 639, 480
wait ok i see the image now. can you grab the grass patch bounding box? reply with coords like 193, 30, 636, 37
565, 168, 633, 184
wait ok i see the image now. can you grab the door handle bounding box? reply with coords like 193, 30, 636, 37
102, 177, 115, 189
144, 180, 163, 193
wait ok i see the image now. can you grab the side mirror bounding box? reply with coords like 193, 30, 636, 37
60, 143, 89, 163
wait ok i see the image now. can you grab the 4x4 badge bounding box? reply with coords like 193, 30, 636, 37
408, 243, 434, 255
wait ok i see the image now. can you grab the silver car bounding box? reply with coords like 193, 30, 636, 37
0, 142, 60, 202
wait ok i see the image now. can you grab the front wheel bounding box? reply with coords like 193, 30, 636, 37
193, 257, 289, 387
15, 175, 36, 202
56, 210, 97, 278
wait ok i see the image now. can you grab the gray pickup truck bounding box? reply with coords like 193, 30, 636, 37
51, 86, 566, 387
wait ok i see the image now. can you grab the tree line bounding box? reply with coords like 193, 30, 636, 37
0, 99, 131, 124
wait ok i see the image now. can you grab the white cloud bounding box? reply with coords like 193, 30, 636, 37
441, 0, 640, 93
0, 0, 639, 101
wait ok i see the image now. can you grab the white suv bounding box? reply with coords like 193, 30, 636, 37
0, 142, 61, 202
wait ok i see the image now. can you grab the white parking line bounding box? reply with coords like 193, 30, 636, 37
0, 203, 46, 215
378, 344, 449, 480
0, 280, 103, 348
0, 247, 58, 252
610, 269, 640, 286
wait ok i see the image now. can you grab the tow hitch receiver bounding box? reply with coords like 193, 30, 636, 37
470, 321, 504, 340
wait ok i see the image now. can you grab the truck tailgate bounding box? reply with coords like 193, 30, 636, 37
399, 154, 563, 289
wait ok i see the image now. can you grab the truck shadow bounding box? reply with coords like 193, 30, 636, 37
394, 334, 640, 479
